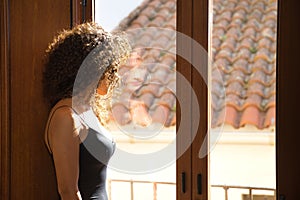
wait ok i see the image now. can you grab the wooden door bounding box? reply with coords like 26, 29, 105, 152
1, 0, 70, 199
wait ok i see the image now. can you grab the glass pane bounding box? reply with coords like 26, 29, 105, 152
209, 0, 277, 199
94, 1, 177, 200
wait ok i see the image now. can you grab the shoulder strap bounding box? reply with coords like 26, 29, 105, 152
44, 104, 81, 154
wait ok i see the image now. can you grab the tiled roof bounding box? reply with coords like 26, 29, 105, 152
109, 0, 176, 128
109, 0, 277, 129
211, 0, 277, 129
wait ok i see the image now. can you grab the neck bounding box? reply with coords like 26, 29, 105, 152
62, 97, 92, 114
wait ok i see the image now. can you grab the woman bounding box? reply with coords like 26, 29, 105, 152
43, 22, 131, 200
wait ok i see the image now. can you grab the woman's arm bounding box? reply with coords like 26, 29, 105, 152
49, 107, 83, 200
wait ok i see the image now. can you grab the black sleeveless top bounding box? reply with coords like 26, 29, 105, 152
45, 104, 116, 200
78, 125, 116, 200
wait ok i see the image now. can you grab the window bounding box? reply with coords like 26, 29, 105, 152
94, 1, 177, 199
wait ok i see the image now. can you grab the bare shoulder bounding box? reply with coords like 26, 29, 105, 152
49, 106, 83, 139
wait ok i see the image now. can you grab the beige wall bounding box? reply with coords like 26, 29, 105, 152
210, 131, 276, 200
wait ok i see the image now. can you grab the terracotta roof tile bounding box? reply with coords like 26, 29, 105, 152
265, 94, 276, 109
108, 0, 277, 129
111, 104, 131, 125
114, 92, 132, 107
232, 59, 250, 73
139, 93, 155, 108
235, 1, 250, 12
254, 48, 273, 62
212, 81, 226, 97
263, 106, 276, 127
130, 100, 152, 126
156, 92, 176, 109
225, 94, 243, 108
136, 83, 162, 97
251, 59, 274, 74
232, 9, 247, 21
216, 106, 240, 128
247, 83, 265, 97
226, 82, 245, 97
241, 27, 257, 40
161, 55, 176, 66
227, 70, 246, 85
148, 16, 165, 27
240, 106, 261, 127
257, 37, 272, 49
221, 37, 237, 51
238, 38, 254, 50
211, 94, 225, 111
150, 105, 170, 124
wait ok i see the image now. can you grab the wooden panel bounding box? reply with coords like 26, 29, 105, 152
177, 0, 192, 199
276, 0, 300, 198
192, 0, 209, 199
8, 0, 70, 199
1, 0, 11, 199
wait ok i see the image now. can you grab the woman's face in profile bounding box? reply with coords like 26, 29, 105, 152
97, 68, 117, 95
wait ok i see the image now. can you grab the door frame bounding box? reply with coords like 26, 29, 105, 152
276, 0, 300, 198
1, 0, 11, 199
177, 0, 193, 199
184, 0, 300, 198
72, 0, 93, 26
191, 0, 209, 199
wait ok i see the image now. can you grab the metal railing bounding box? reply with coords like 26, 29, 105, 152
107, 179, 176, 200
211, 184, 276, 200
107, 180, 276, 200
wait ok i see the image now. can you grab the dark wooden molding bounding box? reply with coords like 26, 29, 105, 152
276, 0, 300, 198
192, 0, 209, 199
0, 0, 11, 199
177, 0, 193, 199
71, 0, 81, 26
72, 0, 93, 27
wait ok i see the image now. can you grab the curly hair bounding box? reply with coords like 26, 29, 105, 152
43, 22, 131, 124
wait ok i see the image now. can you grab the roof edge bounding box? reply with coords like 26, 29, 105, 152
113, 0, 154, 31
